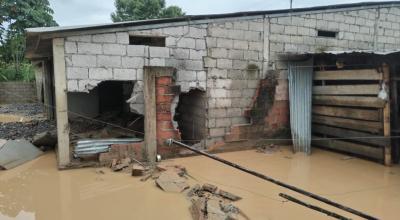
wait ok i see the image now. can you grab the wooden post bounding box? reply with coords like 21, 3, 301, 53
143, 67, 157, 164
52, 38, 70, 168
382, 63, 391, 166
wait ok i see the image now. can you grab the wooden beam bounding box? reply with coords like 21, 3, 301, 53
312, 115, 383, 134
382, 63, 391, 166
313, 96, 385, 108
312, 106, 380, 121
52, 38, 70, 168
312, 137, 383, 160
313, 84, 380, 95
314, 69, 382, 80
312, 124, 388, 147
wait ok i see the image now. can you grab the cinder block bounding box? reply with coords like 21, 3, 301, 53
127, 45, 147, 57
215, 99, 231, 108
270, 24, 284, 34
233, 40, 248, 50
233, 21, 249, 30
197, 71, 207, 81
116, 32, 129, 44
171, 48, 189, 59
184, 60, 203, 70
78, 42, 102, 54
209, 128, 226, 137
209, 108, 227, 118
232, 60, 247, 69
67, 67, 89, 79
209, 48, 228, 58
89, 68, 112, 80
206, 37, 217, 47
284, 26, 297, 35
216, 118, 231, 127
188, 27, 207, 38
114, 68, 137, 80
163, 26, 186, 35
210, 88, 228, 98
217, 59, 233, 69
244, 51, 259, 61
189, 49, 206, 60
217, 38, 233, 48
97, 55, 121, 68
65, 41, 77, 54
204, 57, 217, 68
248, 42, 263, 51
67, 35, 91, 42
103, 44, 127, 55
149, 47, 170, 58
67, 80, 79, 91
177, 70, 197, 81
249, 22, 263, 31
92, 33, 117, 43
228, 50, 244, 60
149, 58, 165, 66
227, 108, 241, 117
72, 54, 97, 67
195, 39, 206, 50
121, 57, 144, 68
209, 68, 227, 79
177, 38, 196, 49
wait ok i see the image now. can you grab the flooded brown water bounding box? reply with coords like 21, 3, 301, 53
0, 146, 399, 220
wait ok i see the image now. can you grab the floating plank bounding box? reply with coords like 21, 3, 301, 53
312, 124, 388, 147
314, 69, 382, 81
312, 106, 380, 121
313, 84, 380, 95
313, 96, 386, 108
312, 115, 382, 134
312, 136, 383, 160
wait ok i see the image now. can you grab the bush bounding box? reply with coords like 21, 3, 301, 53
0, 61, 35, 82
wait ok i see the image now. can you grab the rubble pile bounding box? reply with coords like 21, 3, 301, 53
106, 158, 246, 220
0, 120, 55, 141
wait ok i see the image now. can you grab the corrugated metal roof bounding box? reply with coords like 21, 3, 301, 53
26, 1, 400, 35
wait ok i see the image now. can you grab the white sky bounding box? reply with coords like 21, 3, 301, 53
48, 0, 391, 26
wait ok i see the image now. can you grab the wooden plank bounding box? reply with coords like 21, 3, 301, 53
312, 137, 383, 160
52, 38, 70, 168
382, 63, 391, 166
314, 69, 382, 80
312, 115, 382, 134
312, 106, 380, 121
313, 84, 380, 95
312, 124, 388, 147
313, 96, 385, 108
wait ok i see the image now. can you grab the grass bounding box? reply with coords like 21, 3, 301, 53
0, 61, 35, 82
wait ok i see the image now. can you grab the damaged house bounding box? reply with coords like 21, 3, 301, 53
25, 1, 400, 169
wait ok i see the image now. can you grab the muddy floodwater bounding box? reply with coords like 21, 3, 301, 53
0, 147, 399, 220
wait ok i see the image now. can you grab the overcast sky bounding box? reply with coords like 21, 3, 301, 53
49, 0, 390, 26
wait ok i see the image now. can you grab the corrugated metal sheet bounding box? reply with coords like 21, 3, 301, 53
288, 60, 313, 154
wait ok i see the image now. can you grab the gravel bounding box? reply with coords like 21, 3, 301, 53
0, 103, 44, 116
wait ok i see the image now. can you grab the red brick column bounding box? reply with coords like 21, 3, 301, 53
156, 76, 181, 156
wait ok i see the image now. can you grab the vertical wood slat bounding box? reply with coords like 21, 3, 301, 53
383, 64, 391, 166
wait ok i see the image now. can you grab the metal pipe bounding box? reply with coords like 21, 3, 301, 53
279, 193, 351, 220
166, 139, 378, 220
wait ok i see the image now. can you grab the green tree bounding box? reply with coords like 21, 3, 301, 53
111, 0, 185, 22
0, 0, 57, 81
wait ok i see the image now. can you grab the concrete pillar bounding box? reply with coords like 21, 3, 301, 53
52, 38, 70, 168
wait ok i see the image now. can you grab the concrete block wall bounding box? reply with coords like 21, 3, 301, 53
62, 4, 400, 148
205, 19, 265, 144
0, 82, 37, 104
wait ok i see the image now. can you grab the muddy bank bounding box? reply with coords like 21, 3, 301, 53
0, 147, 399, 220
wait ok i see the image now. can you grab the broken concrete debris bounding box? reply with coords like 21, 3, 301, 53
256, 144, 280, 154
32, 130, 57, 150
156, 171, 190, 193
187, 183, 245, 220
110, 158, 131, 171
132, 164, 147, 176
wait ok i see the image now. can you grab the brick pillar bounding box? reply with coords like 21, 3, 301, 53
155, 76, 181, 156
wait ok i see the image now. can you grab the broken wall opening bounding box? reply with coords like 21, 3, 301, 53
174, 89, 206, 144
68, 80, 144, 142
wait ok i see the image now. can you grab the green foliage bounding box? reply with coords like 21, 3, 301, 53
0, 61, 35, 82
111, 0, 185, 22
0, 0, 57, 82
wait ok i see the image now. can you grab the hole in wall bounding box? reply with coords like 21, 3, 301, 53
317, 30, 338, 38
68, 81, 144, 139
129, 36, 166, 47
174, 89, 206, 144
